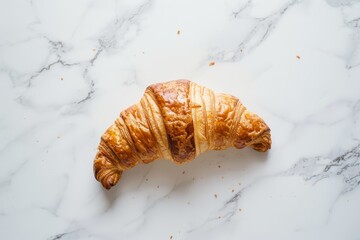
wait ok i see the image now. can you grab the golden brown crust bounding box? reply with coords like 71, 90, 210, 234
103, 119, 139, 169
147, 80, 196, 163
232, 110, 271, 150
93, 79, 272, 189
121, 103, 159, 164
249, 129, 271, 152
211, 93, 239, 150
94, 141, 123, 189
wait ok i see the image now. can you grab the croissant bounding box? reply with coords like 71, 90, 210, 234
94, 80, 271, 189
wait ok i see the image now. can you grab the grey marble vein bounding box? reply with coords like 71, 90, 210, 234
287, 143, 360, 193
213, 0, 301, 62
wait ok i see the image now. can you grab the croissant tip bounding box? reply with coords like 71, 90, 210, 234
95, 169, 122, 190
103, 173, 121, 190
250, 129, 271, 152
94, 152, 123, 190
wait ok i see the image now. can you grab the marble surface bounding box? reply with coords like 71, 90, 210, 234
1, 0, 360, 239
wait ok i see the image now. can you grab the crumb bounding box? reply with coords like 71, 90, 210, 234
209, 61, 215, 66
218, 165, 221, 168
231, 189, 235, 193
296, 55, 300, 59
170, 236, 173, 240
182, 171, 185, 174
239, 208, 242, 211
218, 216, 221, 219
145, 178, 148, 181
240, 49, 243, 52
214, 194, 218, 198
157, 185, 159, 189
60, 77, 63, 80
177, 30, 180, 35
92, 49, 96, 51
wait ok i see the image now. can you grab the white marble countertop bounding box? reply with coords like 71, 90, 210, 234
1, 0, 360, 239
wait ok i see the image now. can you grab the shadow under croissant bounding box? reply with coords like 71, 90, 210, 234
99, 146, 270, 209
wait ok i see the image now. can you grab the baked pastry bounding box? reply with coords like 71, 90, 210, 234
94, 80, 271, 189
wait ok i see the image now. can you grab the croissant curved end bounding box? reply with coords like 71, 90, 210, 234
250, 129, 271, 152
93, 152, 123, 190
234, 110, 272, 152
